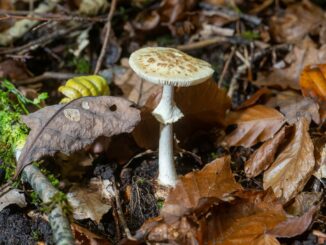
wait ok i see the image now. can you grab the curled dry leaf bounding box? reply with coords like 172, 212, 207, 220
161, 156, 242, 224
263, 118, 315, 204
255, 38, 326, 90
237, 87, 271, 110
16, 96, 141, 176
67, 178, 112, 224
245, 126, 287, 178
300, 64, 326, 109
266, 91, 320, 124
268, 192, 321, 238
135, 190, 285, 245
225, 105, 285, 148
196, 190, 286, 245
0, 189, 27, 212
269, 0, 324, 43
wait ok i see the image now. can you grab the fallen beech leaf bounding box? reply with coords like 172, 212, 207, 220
269, 0, 324, 43
266, 91, 320, 124
16, 96, 141, 176
313, 136, 326, 179
161, 156, 242, 224
237, 87, 271, 110
0, 189, 27, 212
245, 126, 287, 178
0, 60, 31, 81
300, 64, 326, 107
132, 10, 160, 31
255, 38, 326, 90
71, 223, 112, 245
263, 118, 315, 203
67, 178, 112, 223
268, 192, 321, 238
225, 105, 285, 148
133, 79, 231, 149
197, 190, 286, 245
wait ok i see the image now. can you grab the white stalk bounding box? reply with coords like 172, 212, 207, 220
158, 123, 177, 186
153, 85, 180, 187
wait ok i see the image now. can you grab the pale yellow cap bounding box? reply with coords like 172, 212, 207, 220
129, 47, 214, 86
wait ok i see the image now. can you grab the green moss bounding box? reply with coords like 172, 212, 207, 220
72, 57, 90, 74
40, 192, 72, 217
241, 31, 260, 41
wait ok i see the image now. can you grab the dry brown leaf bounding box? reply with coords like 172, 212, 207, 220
161, 156, 242, 224
71, 223, 112, 245
269, 0, 324, 43
132, 10, 160, 31
133, 190, 285, 245
266, 91, 320, 124
133, 80, 231, 149
16, 96, 141, 176
237, 87, 271, 110
196, 190, 286, 245
225, 105, 285, 148
0, 60, 31, 81
263, 118, 315, 203
313, 136, 326, 179
268, 192, 321, 238
67, 179, 112, 223
255, 38, 326, 90
245, 126, 287, 178
300, 64, 326, 109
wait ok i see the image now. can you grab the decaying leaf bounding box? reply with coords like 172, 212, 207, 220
161, 156, 242, 224
255, 38, 326, 90
263, 118, 315, 203
245, 126, 287, 178
196, 190, 286, 245
269, 0, 324, 43
0, 59, 31, 81
71, 223, 112, 245
67, 178, 112, 224
300, 64, 326, 107
225, 105, 285, 148
313, 136, 326, 179
16, 96, 141, 176
135, 190, 286, 245
237, 87, 271, 110
266, 91, 320, 124
268, 192, 321, 238
0, 189, 27, 212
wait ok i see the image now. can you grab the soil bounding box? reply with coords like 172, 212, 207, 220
0, 205, 53, 245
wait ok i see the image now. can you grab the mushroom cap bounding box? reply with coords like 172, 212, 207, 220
129, 47, 214, 86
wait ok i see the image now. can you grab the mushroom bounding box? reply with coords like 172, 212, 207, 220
129, 47, 214, 186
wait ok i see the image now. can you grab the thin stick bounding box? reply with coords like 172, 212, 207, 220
17, 72, 80, 85
112, 177, 136, 240
94, 0, 118, 74
218, 47, 236, 88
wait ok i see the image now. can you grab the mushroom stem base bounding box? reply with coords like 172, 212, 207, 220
158, 123, 177, 187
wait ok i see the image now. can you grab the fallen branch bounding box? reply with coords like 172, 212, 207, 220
17, 72, 80, 85
21, 164, 75, 245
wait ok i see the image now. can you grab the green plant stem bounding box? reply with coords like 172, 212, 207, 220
21, 165, 75, 245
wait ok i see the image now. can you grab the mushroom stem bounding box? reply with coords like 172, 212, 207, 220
153, 85, 183, 124
158, 123, 177, 186
154, 85, 179, 186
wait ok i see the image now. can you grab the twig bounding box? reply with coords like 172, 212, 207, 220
22, 164, 74, 245
199, 2, 261, 26
112, 177, 136, 240
17, 72, 80, 85
94, 0, 118, 74
0, 24, 83, 55
218, 46, 236, 88
0, 10, 108, 23
177, 36, 249, 51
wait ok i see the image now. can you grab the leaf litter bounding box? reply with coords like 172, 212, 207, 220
1, 0, 326, 244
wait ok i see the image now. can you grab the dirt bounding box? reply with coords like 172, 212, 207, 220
0, 205, 53, 245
